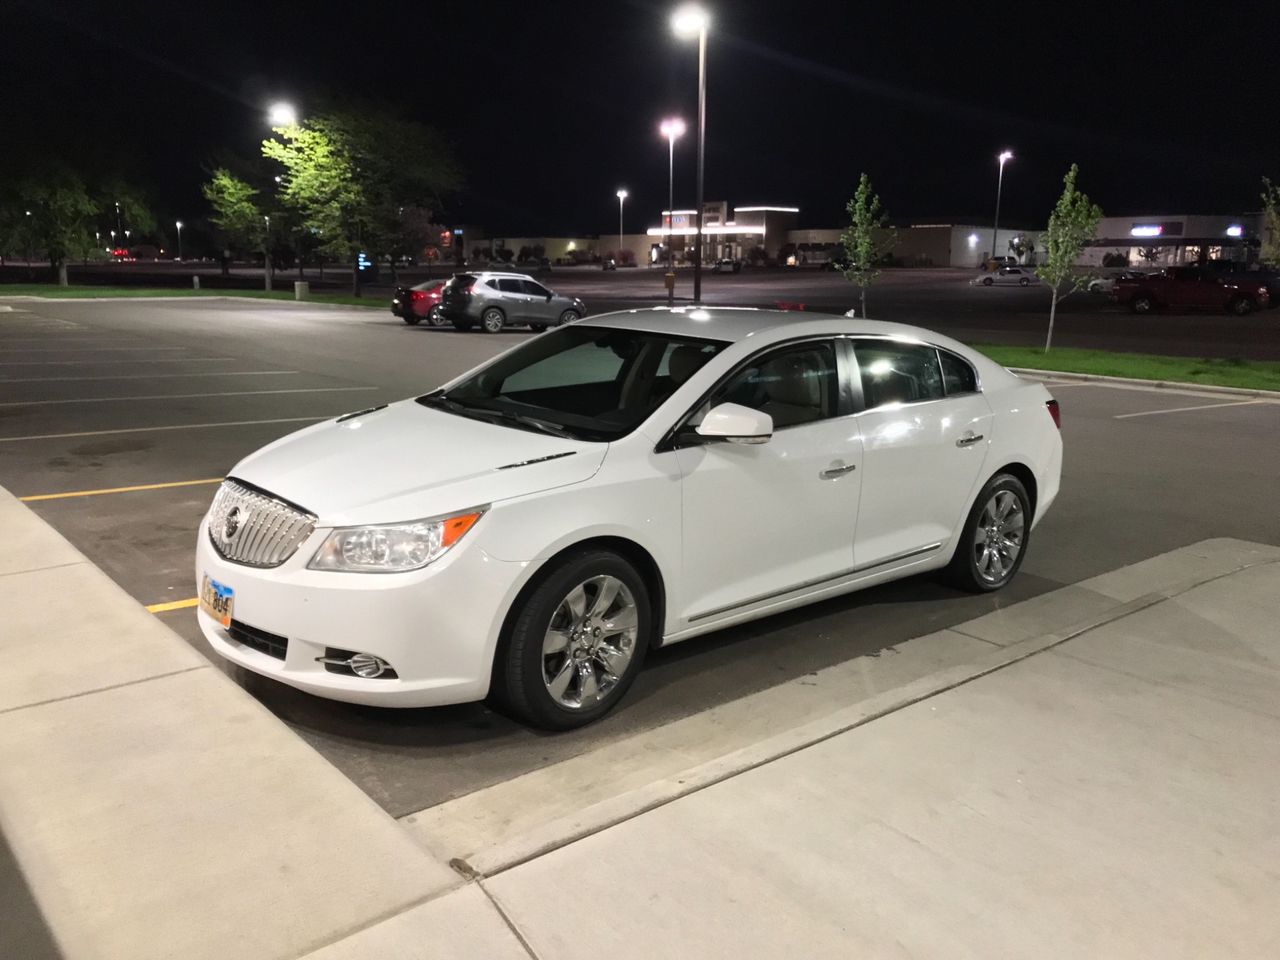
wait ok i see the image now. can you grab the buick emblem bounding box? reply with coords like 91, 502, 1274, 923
224, 506, 243, 541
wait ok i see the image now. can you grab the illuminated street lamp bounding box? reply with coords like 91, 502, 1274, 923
991, 150, 1014, 263
672, 3, 710, 303
263, 215, 272, 291
616, 189, 628, 264
175, 221, 184, 261
268, 101, 298, 127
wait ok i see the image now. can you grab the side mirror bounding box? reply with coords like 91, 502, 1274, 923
546, 293, 553, 301
695, 402, 773, 445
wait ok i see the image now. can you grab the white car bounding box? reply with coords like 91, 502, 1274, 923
196, 308, 1062, 729
971, 266, 1036, 287
1087, 270, 1145, 294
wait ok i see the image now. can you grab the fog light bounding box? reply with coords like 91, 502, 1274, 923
350, 653, 389, 678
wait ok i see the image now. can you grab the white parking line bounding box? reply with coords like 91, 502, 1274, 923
1114, 400, 1270, 420
0, 386, 380, 407
0, 346, 191, 354
0, 370, 299, 383
0, 416, 329, 443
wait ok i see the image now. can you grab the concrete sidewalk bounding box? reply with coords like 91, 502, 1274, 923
4, 478, 1279, 958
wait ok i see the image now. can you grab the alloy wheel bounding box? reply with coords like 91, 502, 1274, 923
482, 308, 505, 333
972, 490, 1024, 584
541, 575, 638, 709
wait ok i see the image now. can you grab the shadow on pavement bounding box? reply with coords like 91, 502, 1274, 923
0, 825, 63, 960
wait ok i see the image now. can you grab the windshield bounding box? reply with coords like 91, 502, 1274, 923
419, 325, 727, 441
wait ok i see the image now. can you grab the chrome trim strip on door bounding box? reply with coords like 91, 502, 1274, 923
687, 542, 944, 623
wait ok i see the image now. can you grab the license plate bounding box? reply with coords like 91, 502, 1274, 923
200, 575, 234, 628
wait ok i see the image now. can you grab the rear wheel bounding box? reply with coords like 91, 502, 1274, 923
946, 473, 1031, 593
481, 307, 506, 334
981, 276, 993, 286
1229, 296, 1255, 316
1019, 276, 1030, 287
558, 309, 581, 325
494, 550, 651, 730
427, 305, 449, 327
1130, 293, 1154, 314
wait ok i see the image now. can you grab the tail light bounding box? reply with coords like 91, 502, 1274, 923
410, 290, 427, 302
1046, 398, 1061, 429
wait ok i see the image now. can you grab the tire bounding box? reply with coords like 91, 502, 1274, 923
427, 305, 449, 327
1130, 293, 1154, 314
1019, 277, 1029, 287
529, 323, 548, 333
494, 549, 652, 730
403, 314, 422, 325
946, 473, 1031, 593
480, 307, 506, 334
1229, 297, 1255, 316
982, 277, 993, 286
558, 309, 581, 326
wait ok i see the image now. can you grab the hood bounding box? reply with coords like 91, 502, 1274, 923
230, 399, 606, 526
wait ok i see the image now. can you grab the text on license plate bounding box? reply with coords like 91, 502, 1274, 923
200, 575, 234, 628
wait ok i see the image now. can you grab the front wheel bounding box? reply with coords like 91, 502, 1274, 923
494, 550, 651, 730
981, 277, 993, 286
1130, 294, 1154, 314
427, 305, 449, 327
480, 307, 506, 334
1019, 277, 1030, 287
1229, 297, 1255, 316
946, 473, 1031, 593
558, 309, 581, 325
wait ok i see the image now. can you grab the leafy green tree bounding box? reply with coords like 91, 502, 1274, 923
202, 168, 264, 273
840, 173, 897, 318
21, 170, 98, 285
1261, 177, 1280, 269
262, 109, 459, 295
1035, 164, 1103, 352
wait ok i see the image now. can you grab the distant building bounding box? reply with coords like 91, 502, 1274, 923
1081, 213, 1262, 268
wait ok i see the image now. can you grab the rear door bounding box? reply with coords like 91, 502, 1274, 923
850, 338, 992, 569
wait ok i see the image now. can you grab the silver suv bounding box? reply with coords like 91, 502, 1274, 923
440, 272, 585, 333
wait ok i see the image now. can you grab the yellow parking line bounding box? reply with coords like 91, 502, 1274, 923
20, 478, 224, 502
146, 597, 200, 614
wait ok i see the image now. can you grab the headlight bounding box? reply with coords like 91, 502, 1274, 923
308, 507, 487, 573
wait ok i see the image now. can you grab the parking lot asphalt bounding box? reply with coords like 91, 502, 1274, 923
2, 295, 1278, 819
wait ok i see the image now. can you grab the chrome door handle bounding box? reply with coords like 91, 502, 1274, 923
819, 462, 858, 479
955, 433, 984, 447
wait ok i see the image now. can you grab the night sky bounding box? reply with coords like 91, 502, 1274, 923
5, 0, 1278, 237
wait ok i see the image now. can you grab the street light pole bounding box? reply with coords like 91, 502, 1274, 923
659, 117, 686, 306
263, 215, 272, 292
673, 4, 710, 304
175, 221, 183, 261
616, 189, 628, 264
992, 150, 1014, 265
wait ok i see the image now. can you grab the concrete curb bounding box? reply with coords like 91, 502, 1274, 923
451, 539, 1280, 879
1011, 366, 1280, 399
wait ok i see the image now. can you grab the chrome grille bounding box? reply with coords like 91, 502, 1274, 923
207, 479, 316, 568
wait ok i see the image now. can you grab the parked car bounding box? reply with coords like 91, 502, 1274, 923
971, 266, 1036, 287
194, 308, 1062, 728
1087, 270, 1147, 294
1199, 260, 1280, 308
391, 279, 448, 326
1111, 265, 1271, 315
439, 271, 585, 333
982, 256, 1018, 272
715, 258, 742, 274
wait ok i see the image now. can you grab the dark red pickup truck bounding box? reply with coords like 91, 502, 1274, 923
1111, 265, 1271, 315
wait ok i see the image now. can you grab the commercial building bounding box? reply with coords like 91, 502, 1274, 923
1081, 213, 1262, 267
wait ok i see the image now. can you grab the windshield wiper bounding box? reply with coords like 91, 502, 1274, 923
417, 394, 573, 439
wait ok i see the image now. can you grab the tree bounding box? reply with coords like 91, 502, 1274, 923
1035, 164, 1103, 352
20, 169, 98, 285
1008, 234, 1036, 262
98, 180, 156, 242
262, 109, 460, 295
1261, 177, 1280, 269
202, 168, 264, 273
840, 173, 897, 318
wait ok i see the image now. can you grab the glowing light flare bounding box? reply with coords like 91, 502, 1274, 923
671, 3, 710, 38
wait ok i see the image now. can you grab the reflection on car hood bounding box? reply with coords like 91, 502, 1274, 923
230, 399, 605, 526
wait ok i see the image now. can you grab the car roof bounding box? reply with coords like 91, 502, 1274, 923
470, 270, 535, 279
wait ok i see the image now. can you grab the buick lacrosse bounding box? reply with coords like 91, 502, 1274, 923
196, 307, 1062, 729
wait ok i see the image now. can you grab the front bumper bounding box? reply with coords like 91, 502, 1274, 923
194, 518, 527, 707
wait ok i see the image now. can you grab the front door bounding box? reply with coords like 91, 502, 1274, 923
673, 339, 863, 622
522, 279, 557, 323
850, 338, 992, 569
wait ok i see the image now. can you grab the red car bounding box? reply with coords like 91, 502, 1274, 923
390, 279, 448, 326
1111, 265, 1270, 316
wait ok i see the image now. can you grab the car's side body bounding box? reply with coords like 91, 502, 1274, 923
439, 271, 584, 330
390, 279, 447, 321
972, 266, 1036, 287
195, 309, 1060, 709
1111, 266, 1271, 313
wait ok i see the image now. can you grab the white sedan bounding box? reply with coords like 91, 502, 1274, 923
196, 308, 1062, 729
971, 266, 1037, 287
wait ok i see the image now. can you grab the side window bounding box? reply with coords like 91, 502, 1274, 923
522, 280, 551, 297
496, 278, 523, 293
939, 350, 978, 395
854, 340, 944, 409
709, 341, 839, 429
